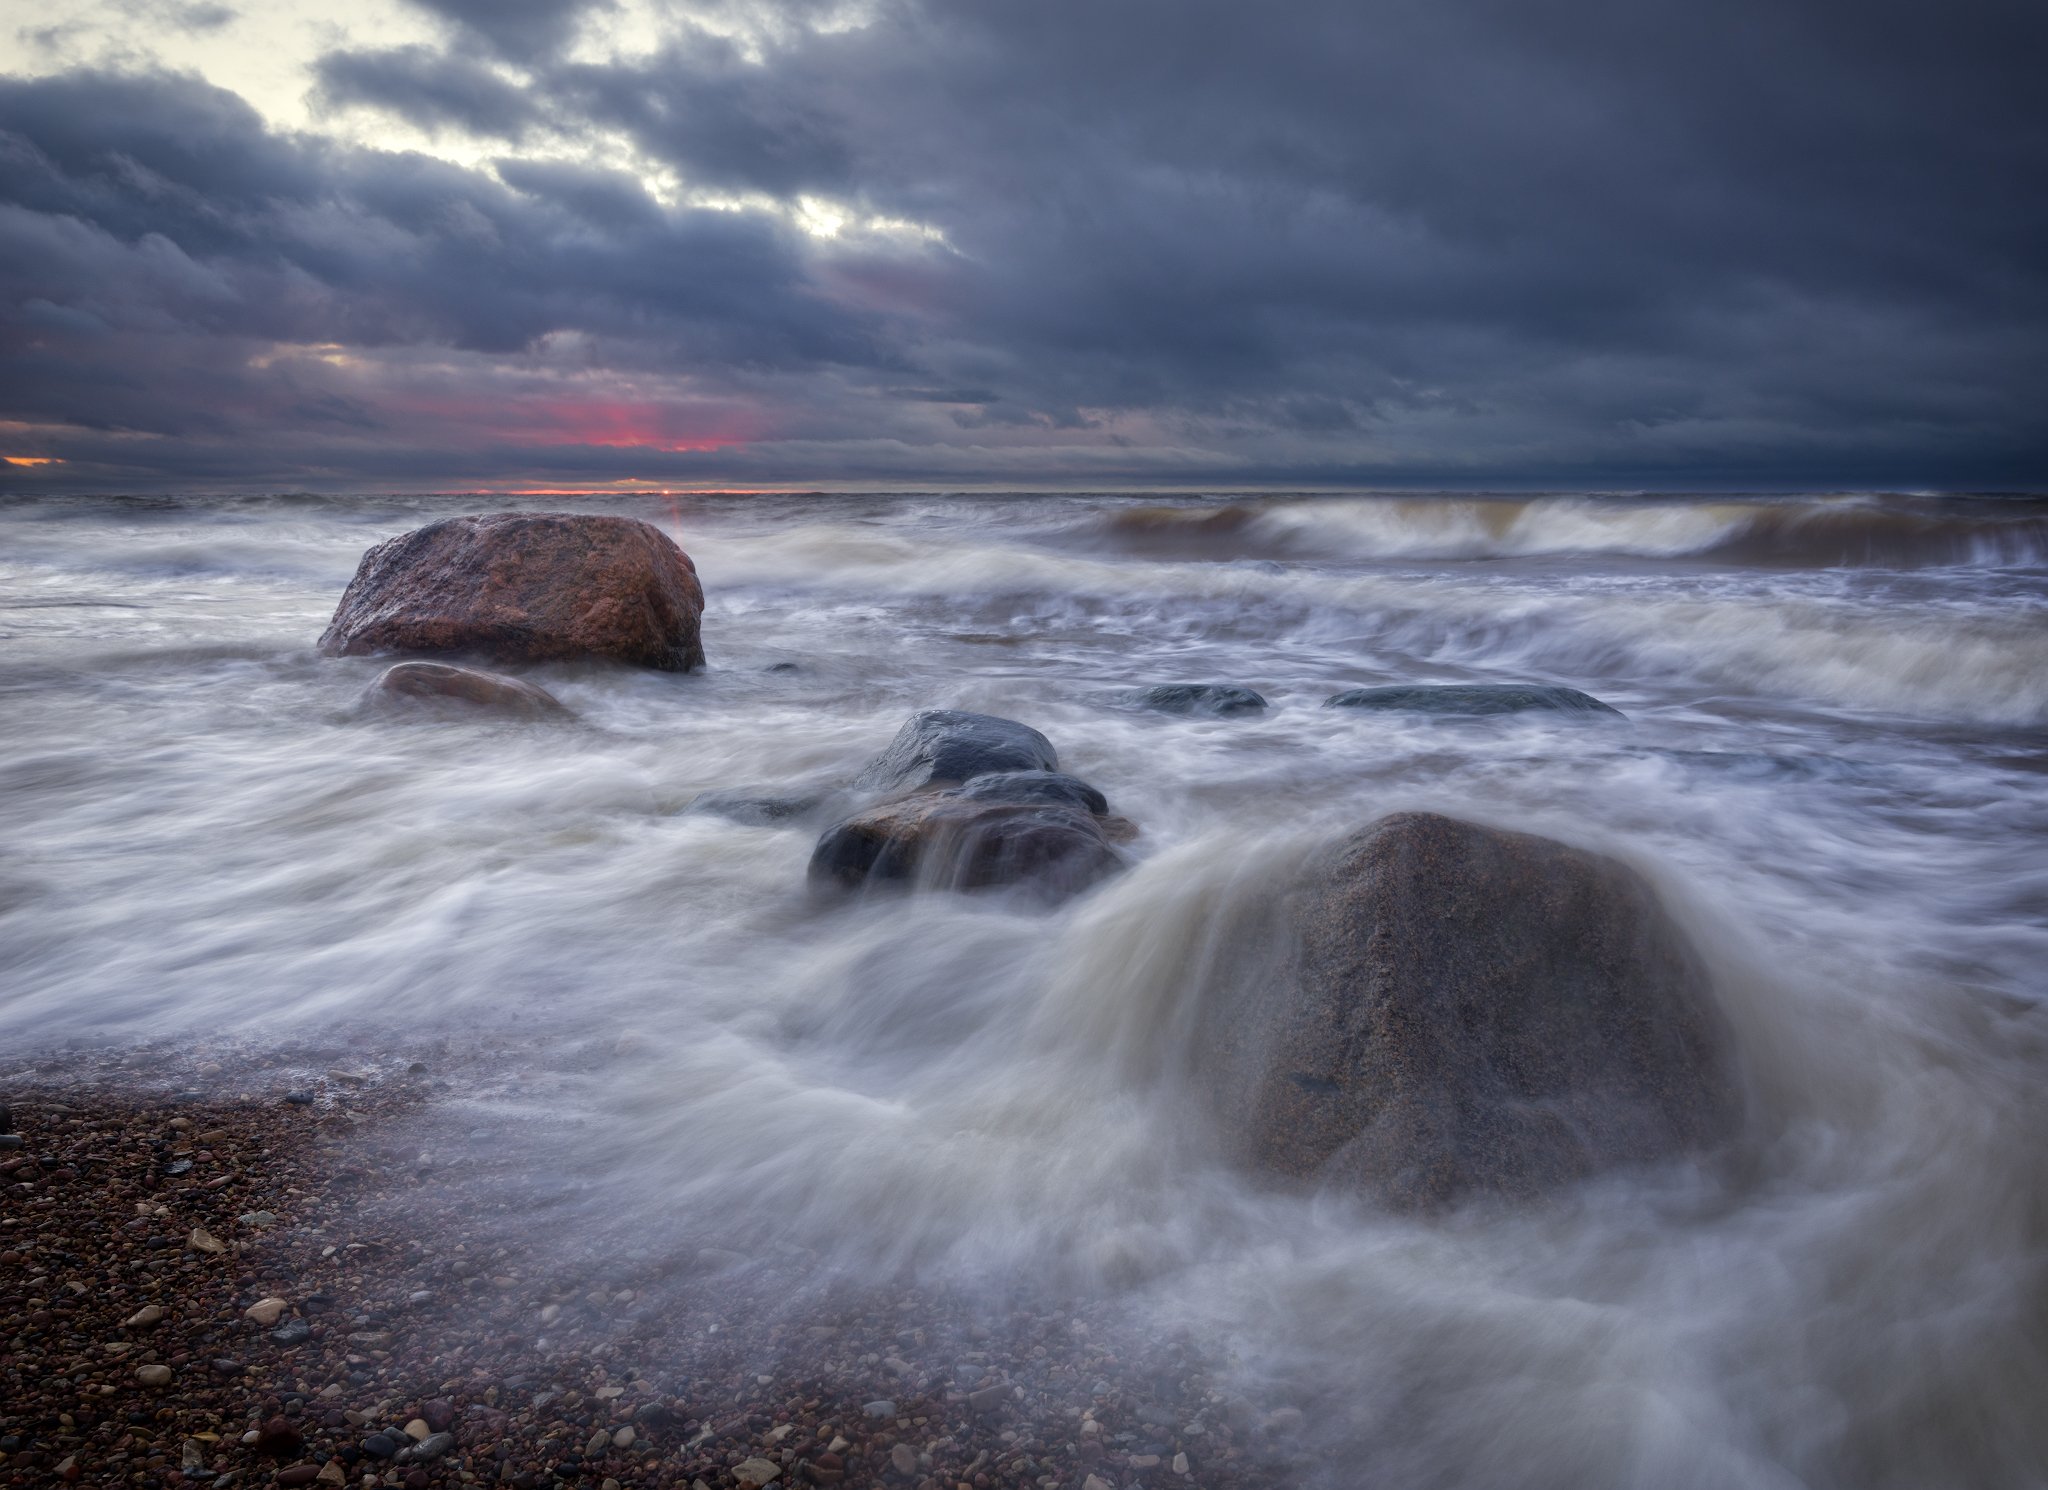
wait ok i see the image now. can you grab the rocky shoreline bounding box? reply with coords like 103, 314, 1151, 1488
1, 509, 1735, 1489
0, 1054, 1306, 1490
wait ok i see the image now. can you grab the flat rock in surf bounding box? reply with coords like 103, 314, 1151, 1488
319, 512, 705, 671
362, 661, 570, 720
1207, 811, 1731, 1209
810, 790, 1126, 902
1323, 683, 1624, 718
1127, 683, 1268, 717
852, 709, 1059, 794
685, 785, 842, 826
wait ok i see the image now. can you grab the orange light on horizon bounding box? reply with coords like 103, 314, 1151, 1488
489, 485, 794, 497
402, 395, 759, 460
519, 399, 748, 454
401, 396, 754, 454
3, 455, 61, 467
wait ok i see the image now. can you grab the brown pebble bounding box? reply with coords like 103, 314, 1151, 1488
257, 1415, 304, 1456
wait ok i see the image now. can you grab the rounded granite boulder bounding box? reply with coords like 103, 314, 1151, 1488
1203, 811, 1732, 1208
319, 512, 705, 671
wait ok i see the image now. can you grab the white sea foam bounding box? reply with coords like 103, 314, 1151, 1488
1248, 494, 1761, 558
682, 518, 2048, 724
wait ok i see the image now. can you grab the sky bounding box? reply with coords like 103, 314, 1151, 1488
0, 0, 2042, 492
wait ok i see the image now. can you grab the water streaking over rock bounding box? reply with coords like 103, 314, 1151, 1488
2, 489, 2046, 1489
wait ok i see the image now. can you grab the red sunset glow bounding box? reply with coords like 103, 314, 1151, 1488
521, 399, 748, 452
411, 395, 757, 454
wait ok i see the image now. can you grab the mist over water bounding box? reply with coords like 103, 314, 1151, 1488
3, 490, 2047, 1487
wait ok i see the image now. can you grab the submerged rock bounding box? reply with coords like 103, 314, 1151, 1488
1128, 683, 1268, 717
1208, 812, 1730, 1207
319, 512, 705, 671
852, 709, 1058, 794
685, 786, 839, 826
363, 661, 569, 720
1323, 683, 1624, 718
809, 791, 1124, 901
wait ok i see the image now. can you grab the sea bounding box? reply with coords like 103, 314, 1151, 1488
3, 489, 2046, 1487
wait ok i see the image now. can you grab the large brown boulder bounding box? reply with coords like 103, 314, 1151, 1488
1208, 812, 1732, 1208
319, 513, 705, 671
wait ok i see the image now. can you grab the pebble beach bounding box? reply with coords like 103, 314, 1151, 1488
0, 1050, 1299, 1490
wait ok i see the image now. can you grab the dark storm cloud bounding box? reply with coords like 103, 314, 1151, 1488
554, 30, 856, 197
2, 0, 2044, 489
0, 68, 898, 359
314, 46, 543, 139
404, 0, 611, 62
0, 66, 913, 485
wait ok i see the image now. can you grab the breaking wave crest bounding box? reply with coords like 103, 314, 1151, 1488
1096, 495, 2048, 568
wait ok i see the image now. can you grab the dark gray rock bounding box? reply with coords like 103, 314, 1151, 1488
362, 661, 570, 720
1128, 683, 1268, 716
1205, 812, 1731, 1208
1323, 683, 1624, 718
952, 770, 1109, 816
809, 793, 1124, 902
852, 709, 1058, 794
685, 786, 838, 826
